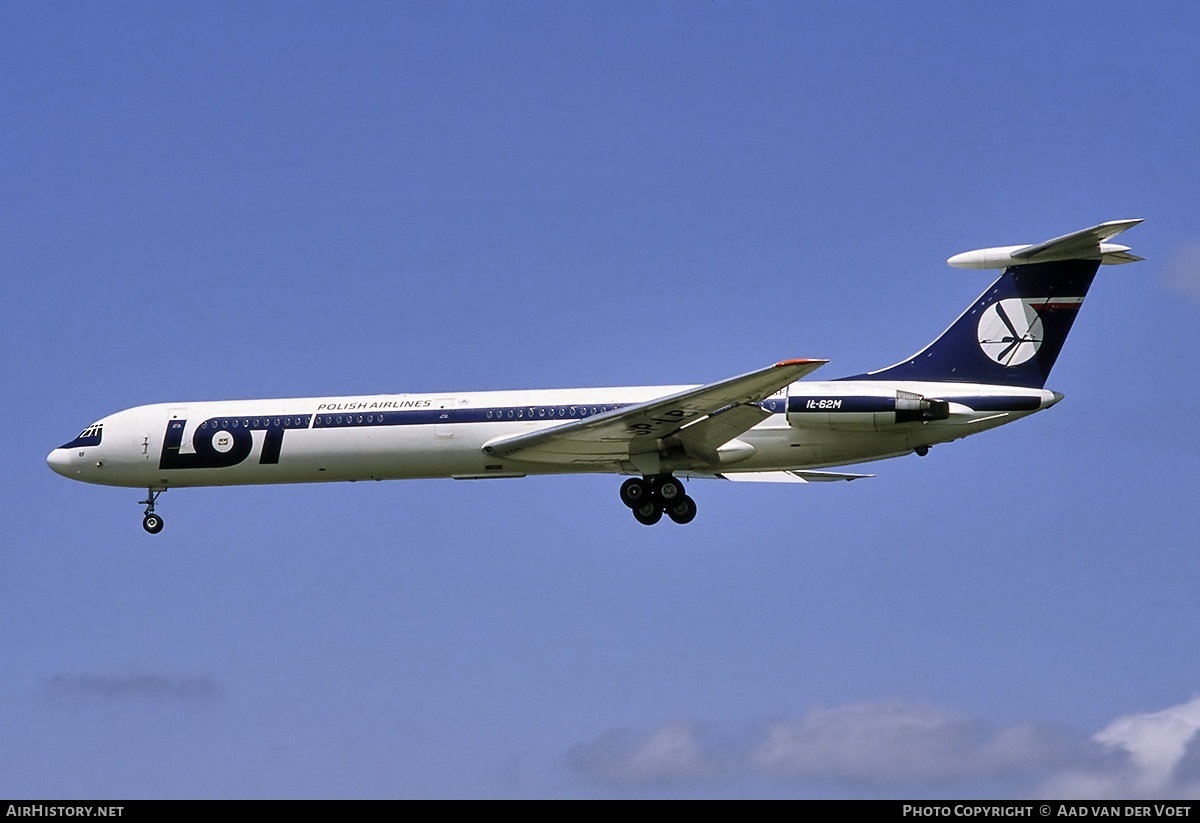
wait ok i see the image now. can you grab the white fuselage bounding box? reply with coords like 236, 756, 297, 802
46, 379, 1060, 490
45, 219, 1144, 534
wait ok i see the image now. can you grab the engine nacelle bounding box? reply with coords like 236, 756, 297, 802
786, 389, 950, 432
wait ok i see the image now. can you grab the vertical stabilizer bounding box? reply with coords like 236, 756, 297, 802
845, 220, 1142, 389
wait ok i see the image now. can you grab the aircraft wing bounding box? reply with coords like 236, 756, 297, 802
713, 469, 873, 483
482, 359, 826, 465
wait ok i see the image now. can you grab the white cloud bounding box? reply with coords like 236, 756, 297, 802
1095, 697, 1200, 790
749, 701, 1081, 784
568, 719, 722, 785
570, 697, 1200, 796
1037, 698, 1200, 799
751, 701, 982, 781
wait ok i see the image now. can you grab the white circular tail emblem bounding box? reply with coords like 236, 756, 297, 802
977, 299, 1043, 366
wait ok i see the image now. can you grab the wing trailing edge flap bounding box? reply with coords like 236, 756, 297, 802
673, 402, 772, 464
715, 470, 874, 483
481, 359, 827, 465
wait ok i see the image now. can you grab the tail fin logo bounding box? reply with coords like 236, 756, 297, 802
977, 299, 1043, 367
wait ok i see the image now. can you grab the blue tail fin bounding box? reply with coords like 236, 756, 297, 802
850, 260, 1099, 388
844, 220, 1143, 389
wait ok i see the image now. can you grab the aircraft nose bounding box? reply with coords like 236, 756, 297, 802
47, 448, 74, 478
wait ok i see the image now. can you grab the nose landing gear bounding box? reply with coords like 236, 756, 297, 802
619, 475, 697, 526
139, 488, 165, 534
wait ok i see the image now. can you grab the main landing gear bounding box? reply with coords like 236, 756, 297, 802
139, 488, 165, 534
619, 475, 697, 526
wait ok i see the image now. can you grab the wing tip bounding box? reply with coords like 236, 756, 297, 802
774, 358, 828, 368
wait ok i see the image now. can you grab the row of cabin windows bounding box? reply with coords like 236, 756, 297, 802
317, 414, 385, 426
485, 405, 613, 420
197, 408, 622, 431
309, 407, 618, 426
311, 406, 617, 426
200, 417, 308, 429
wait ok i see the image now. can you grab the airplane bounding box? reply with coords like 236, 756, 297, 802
47, 219, 1144, 533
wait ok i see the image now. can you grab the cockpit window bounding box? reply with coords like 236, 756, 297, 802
59, 422, 104, 450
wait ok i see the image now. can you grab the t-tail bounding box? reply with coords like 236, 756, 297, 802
846, 219, 1144, 389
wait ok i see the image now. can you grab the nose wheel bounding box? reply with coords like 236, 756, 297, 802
139, 488, 166, 534
619, 475, 696, 526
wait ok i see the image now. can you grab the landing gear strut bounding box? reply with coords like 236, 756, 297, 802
139, 488, 165, 534
619, 475, 696, 526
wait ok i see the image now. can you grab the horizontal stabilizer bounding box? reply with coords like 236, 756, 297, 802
947, 219, 1144, 269
715, 470, 873, 483
1096, 249, 1145, 265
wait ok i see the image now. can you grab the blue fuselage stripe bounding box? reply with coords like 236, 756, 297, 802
785, 395, 1040, 414
311, 403, 633, 429
198, 394, 1036, 434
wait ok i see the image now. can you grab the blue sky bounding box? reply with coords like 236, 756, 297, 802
4, 1, 1199, 799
